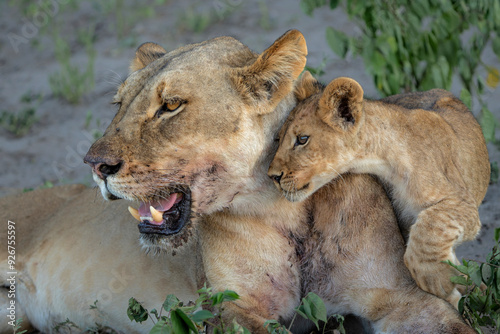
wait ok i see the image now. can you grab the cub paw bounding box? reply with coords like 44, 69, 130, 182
404, 246, 457, 303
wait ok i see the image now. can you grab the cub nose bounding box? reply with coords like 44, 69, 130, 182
83, 155, 123, 180
269, 171, 284, 184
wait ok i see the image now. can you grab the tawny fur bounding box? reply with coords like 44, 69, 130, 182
269, 74, 490, 306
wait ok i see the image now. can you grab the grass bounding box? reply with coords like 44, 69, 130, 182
48, 32, 96, 104
0, 92, 42, 137
0, 108, 38, 137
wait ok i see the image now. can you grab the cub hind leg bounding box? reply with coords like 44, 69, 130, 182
404, 196, 480, 306
371, 287, 475, 334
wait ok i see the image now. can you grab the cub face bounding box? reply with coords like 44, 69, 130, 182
84, 31, 307, 251
268, 76, 365, 202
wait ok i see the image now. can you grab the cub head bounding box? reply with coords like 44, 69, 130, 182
268, 76, 364, 202
84, 31, 307, 251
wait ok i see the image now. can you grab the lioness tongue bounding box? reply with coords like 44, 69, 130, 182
138, 193, 180, 220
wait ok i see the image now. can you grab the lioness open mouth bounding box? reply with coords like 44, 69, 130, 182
127, 188, 191, 236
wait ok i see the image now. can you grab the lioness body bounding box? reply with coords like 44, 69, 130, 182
0, 185, 200, 334
269, 76, 490, 305
83, 32, 473, 333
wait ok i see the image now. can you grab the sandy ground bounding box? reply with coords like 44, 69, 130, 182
0, 0, 499, 288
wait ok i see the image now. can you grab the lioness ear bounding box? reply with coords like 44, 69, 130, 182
130, 42, 167, 73
294, 71, 323, 102
319, 77, 364, 130
233, 30, 307, 114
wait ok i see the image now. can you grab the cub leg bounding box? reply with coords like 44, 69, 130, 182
404, 196, 481, 306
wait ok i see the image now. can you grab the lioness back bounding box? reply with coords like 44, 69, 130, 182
269, 75, 490, 306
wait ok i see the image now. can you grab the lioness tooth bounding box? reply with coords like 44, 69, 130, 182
128, 206, 141, 222
150, 206, 163, 223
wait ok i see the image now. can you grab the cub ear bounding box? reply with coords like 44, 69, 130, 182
233, 30, 307, 114
318, 77, 364, 130
294, 71, 323, 102
130, 42, 167, 73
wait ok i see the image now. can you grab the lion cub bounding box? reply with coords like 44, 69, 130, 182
268, 73, 490, 305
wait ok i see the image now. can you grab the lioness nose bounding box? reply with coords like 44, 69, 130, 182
269, 172, 283, 184
83, 155, 123, 180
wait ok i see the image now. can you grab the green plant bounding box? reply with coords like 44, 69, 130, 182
49, 30, 96, 104
0, 91, 42, 136
258, 0, 272, 30
128, 285, 249, 334
305, 56, 330, 78
265, 292, 345, 334
301, 0, 500, 148
447, 227, 500, 333
0, 107, 38, 136
53, 318, 80, 333
179, 5, 214, 33
13, 318, 27, 334
129, 288, 344, 334
51, 301, 119, 334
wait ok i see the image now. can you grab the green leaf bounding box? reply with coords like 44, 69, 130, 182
300, 0, 326, 16
177, 309, 198, 333
163, 294, 180, 313
481, 263, 494, 285
127, 297, 149, 323
450, 275, 469, 286
149, 319, 171, 334
459, 88, 472, 110
326, 27, 348, 58
296, 293, 327, 329
170, 309, 196, 334
446, 260, 469, 275
468, 261, 483, 287
458, 296, 465, 314
493, 35, 500, 59
210, 290, 239, 306
302, 296, 313, 319
191, 310, 214, 323
294, 307, 308, 320
479, 107, 497, 143
221, 290, 240, 302
494, 227, 500, 243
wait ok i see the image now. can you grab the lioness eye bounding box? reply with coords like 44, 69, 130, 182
156, 100, 184, 118
295, 135, 309, 147
165, 100, 181, 111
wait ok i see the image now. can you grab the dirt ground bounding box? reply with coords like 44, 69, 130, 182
0, 0, 499, 285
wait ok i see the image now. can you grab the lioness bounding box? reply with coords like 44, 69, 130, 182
268, 75, 490, 306
83, 31, 473, 333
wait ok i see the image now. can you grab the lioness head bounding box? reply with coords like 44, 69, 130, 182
268, 76, 364, 202
84, 31, 307, 250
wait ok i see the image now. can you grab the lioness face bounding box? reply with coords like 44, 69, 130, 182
84, 31, 307, 249
269, 76, 364, 202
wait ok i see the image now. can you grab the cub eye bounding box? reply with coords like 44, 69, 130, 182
155, 100, 184, 118
295, 135, 309, 147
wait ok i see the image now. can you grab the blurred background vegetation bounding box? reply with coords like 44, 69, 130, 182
3, 0, 498, 177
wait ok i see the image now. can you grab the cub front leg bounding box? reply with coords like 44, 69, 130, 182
404, 197, 481, 306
